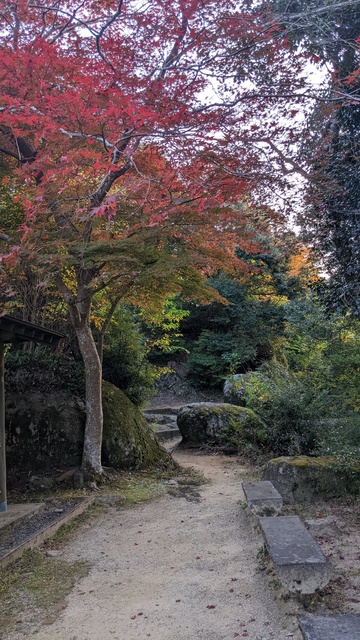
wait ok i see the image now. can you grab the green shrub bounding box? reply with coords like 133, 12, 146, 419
244, 364, 331, 456
102, 307, 159, 406
184, 271, 287, 388
188, 330, 256, 388
320, 415, 360, 460
5, 348, 85, 396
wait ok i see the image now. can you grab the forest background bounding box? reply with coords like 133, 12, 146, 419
1, 0, 360, 475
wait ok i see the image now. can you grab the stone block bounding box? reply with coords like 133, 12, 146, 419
263, 456, 360, 504
259, 516, 332, 594
299, 614, 360, 639
242, 481, 283, 515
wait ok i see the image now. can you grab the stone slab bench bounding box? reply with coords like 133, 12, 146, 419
259, 516, 332, 594
242, 481, 283, 515
299, 614, 360, 639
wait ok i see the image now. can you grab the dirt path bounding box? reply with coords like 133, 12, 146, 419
23, 451, 303, 640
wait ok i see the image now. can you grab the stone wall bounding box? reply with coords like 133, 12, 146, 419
6, 391, 85, 474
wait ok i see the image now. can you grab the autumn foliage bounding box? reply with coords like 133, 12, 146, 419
0, 0, 299, 473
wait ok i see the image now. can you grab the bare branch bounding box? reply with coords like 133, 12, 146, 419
265, 139, 313, 181
95, 0, 124, 70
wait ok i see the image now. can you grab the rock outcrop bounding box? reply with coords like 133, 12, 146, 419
263, 456, 360, 503
177, 402, 267, 451
6, 381, 171, 479
102, 381, 172, 469
223, 371, 271, 407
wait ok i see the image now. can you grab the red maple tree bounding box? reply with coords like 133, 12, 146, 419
0, 0, 300, 475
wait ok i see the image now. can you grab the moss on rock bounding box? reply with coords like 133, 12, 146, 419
223, 372, 272, 407
6, 381, 173, 479
177, 402, 267, 451
263, 456, 360, 503
102, 381, 173, 470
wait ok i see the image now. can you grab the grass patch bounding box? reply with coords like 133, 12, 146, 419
0, 549, 90, 630
110, 474, 167, 504
46, 504, 104, 549
10, 464, 209, 507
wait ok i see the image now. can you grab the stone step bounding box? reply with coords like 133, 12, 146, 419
144, 413, 178, 426
156, 429, 182, 441
144, 406, 180, 416
259, 515, 332, 594
299, 614, 360, 639
242, 481, 283, 516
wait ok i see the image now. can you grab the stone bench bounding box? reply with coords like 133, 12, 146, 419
299, 614, 360, 639
259, 516, 332, 594
242, 481, 283, 516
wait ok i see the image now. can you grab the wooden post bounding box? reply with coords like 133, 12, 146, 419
0, 341, 7, 511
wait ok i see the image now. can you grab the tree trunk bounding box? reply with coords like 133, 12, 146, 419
75, 322, 103, 475
55, 273, 106, 477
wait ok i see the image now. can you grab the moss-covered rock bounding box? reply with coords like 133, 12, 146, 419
223, 371, 272, 407
177, 402, 267, 451
101, 381, 172, 470
5, 382, 172, 482
263, 456, 360, 503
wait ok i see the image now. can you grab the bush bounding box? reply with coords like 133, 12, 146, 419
188, 330, 256, 388
183, 269, 289, 388
5, 347, 85, 396
243, 364, 331, 456
102, 307, 159, 406
223, 371, 273, 406
320, 415, 360, 460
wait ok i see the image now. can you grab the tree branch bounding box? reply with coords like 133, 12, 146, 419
95, 0, 124, 70
264, 139, 313, 181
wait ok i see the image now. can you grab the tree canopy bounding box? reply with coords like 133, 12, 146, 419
0, 0, 302, 474
1, 0, 359, 473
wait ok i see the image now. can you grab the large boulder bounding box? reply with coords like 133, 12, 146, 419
223, 371, 271, 407
102, 381, 172, 469
5, 381, 171, 481
6, 391, 85, 474
177, 402, 267, 451
263, 456, 360, 504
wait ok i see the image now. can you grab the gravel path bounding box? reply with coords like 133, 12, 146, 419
21, 451, 303, 640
